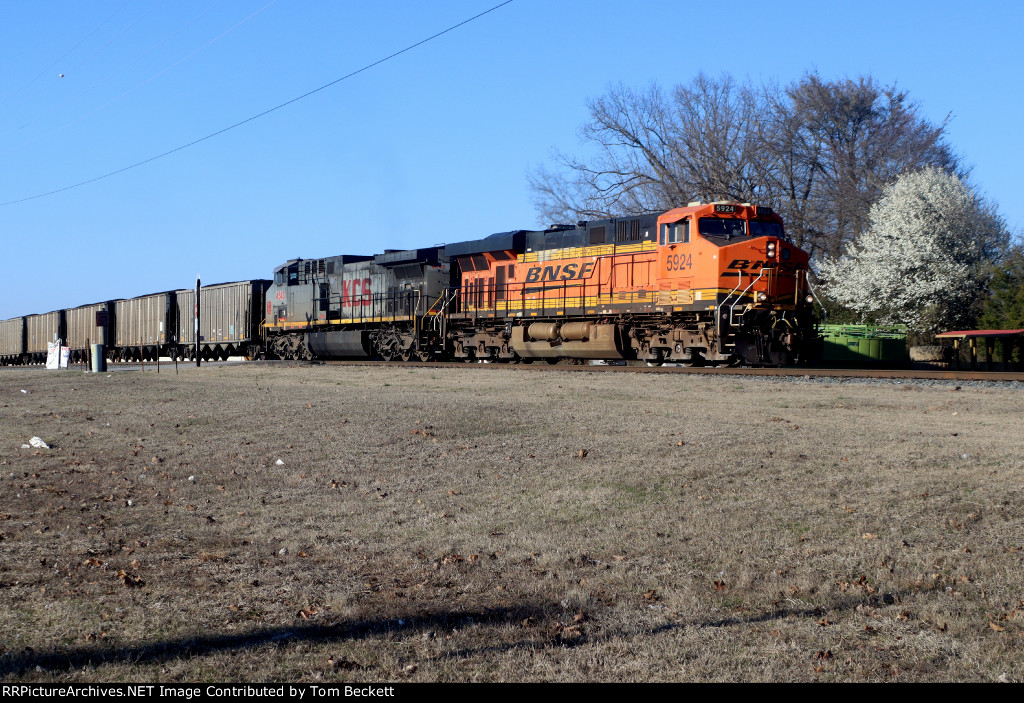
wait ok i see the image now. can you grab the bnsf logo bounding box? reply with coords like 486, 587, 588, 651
728, 259, 808, 272
524, 262, 595, 283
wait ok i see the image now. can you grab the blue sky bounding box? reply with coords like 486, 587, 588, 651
1, 0, 1021, 320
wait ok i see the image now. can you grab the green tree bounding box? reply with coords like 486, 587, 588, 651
979, 243, 1024, 329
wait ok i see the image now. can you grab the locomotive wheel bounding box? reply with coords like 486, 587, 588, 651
400, 348, 413, 362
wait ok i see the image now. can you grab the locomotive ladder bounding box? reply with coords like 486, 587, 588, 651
422, 288, 457, 337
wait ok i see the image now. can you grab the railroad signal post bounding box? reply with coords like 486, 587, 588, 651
195, 276, 200, 368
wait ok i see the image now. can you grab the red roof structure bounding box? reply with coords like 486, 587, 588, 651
936, 329, 1024, 338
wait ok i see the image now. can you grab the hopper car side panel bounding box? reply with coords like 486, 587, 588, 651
176, 280, 271, 360
25, 311, 64, 362
114, 293, 174, 361
64, 302, 116, 362
0, 317, 26, 365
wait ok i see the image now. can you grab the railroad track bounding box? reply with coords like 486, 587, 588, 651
318, 359, 1024, 383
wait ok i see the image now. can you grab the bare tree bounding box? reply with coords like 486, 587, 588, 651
529, 75, 765, 222
781, 74, 959, 258
532, 72, 959, 261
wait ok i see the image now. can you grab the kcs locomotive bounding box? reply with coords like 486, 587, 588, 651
263, 201, 819, 366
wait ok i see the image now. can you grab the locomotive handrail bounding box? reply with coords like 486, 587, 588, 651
729, 270, 766, 326
805, 277, 827, 328
719, 272, 746, 342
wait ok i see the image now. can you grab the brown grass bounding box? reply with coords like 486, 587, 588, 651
0, 363, 1022, 682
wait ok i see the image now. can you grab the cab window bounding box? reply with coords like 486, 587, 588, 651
749, 220, 783, 238
698, 218, 746, 238
660, 220, 690, 244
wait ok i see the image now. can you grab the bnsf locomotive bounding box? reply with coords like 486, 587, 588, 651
263, 201, 819, 366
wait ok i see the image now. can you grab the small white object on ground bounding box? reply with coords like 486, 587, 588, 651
29, 437, 50, 449
20, 390, 27, 394
188, 475, 196, 482
275, 459, 284, 466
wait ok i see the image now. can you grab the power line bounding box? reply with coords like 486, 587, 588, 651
1, 1, 515, 207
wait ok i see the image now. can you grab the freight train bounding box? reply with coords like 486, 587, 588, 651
0, 201, 819, 368
264, 201, 819, 366
0, 280, 269, 365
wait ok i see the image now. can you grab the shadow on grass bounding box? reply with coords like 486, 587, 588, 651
1, 593, 909, 676
0, 604, 550, 677
434, 592, 910, 662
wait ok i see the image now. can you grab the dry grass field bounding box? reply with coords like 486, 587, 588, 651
0, 363, 1022, 682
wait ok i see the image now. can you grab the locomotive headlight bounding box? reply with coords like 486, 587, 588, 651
766, 241, 777, 258
757, 292, 768, 302
804, 294, 814, 305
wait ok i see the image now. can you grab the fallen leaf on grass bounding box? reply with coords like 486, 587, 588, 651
117, 570, 143, 588
714, 580, 728, 591
862, 533, 878, 540
990, 621, 1006, 632
642, 590, 658, 601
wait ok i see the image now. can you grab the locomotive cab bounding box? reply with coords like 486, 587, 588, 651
654, 202, 817, 365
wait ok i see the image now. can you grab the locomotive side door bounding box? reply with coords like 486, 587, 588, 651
657, 218, 694, 304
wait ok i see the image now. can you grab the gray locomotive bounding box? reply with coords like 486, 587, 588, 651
263, 248, 453, 361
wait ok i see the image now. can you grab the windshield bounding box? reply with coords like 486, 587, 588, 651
749, 220, 783, 238
698, 217, 746, 238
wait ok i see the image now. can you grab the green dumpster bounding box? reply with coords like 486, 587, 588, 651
821, 325, 906, 364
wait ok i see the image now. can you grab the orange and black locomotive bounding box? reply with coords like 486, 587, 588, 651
261, 201, 820, 366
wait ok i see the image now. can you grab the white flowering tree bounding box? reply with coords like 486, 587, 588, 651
819, 167, 1008, 332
